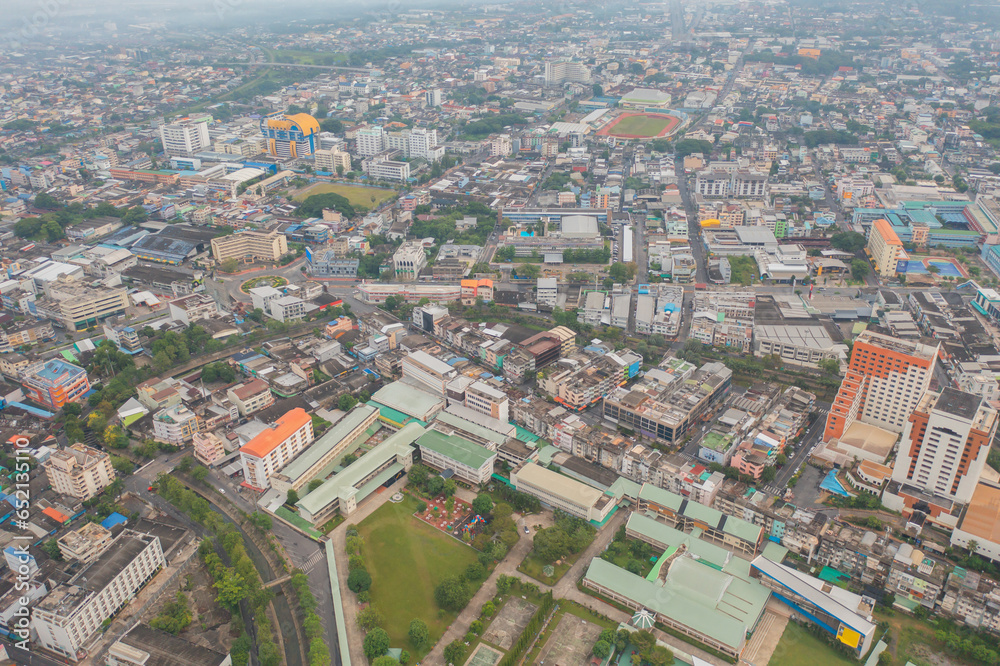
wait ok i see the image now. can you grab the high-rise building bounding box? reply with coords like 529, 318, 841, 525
356, 126, 386, 157
43, 444, 115, 501
31, 530, 165, 659
544, 61, 592, 85
866, 218, 904, 278
426, 89, 443, 107
211, 229, 289, 264
824, 331, 939, 442
239, 408, 315, 490
259, 112, 320, 158
158, 116, 211, 157
888, 388, 997, 515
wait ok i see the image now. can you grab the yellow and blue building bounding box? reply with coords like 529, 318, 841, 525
259, 112, 320, 158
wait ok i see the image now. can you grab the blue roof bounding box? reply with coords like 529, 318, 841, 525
101, 512, 129, 529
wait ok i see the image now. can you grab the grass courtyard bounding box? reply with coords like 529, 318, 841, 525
769, 621, 858, 666
357, 495, 480, 656
607, 114, 678, 137
294, 182, 398, 208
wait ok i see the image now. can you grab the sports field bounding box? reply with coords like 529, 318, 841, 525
294, 182, 398, 208
358, 495, 479, 656
598, 112, 681, 138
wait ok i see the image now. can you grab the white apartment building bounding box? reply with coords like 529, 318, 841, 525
249, 285, 282, 312
314, 148, 352, 172
465, 381, 510, 422
544, 61, 592, 85
210, 230, 288, 264
393, 241, 428, 280
239, 408, 315, 490
363, 157, 411, 182
537, 278, 558, 307
404, 128, 444, 161
158, 117, 211, 157
192, 431, 227, 466
402, 350, 458, 394
152, 405, 201, 445
43, 444, 115, 501
227, 378, 275, 416
31, 531, 165, 659
490, 135, 512, 157
355, 126, 386, 157
891, 388, 998, 506
168, 293, 217, 326
269, 296, 306, 322
58, 523, 114, 563
426, 89, 443, 107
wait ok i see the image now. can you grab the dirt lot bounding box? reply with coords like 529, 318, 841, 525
143, 556, 237, 653
535, 613, 604, 666
483, 597, 538, 650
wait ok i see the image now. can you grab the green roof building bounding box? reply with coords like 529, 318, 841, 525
297, 422, 424, 525
416, 430, 497, 485
583, 538, 770, 660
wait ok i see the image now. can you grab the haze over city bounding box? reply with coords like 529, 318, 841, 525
1, 2, 1000, 666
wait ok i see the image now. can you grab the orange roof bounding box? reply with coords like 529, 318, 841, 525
872, 218, 902, 246
42, 506, 68, 523
240, 408, 311, 458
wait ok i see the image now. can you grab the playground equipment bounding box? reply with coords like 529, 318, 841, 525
461, 514, 486, 537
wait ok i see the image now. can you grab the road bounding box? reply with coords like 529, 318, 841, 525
127, 451, 339, 666
768, 406, 829, 494
675, 158, 710, 283
1, 641, 69, 666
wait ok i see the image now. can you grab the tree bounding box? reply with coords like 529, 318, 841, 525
363, 628, 390, 661
357, 606, 384, 632
496, 574, 515, 595
443, 640, 467, 665
434, 576, 471, 611
408, 464, 430, 487
338, 394, 359, 411
465, 562, 485, 581
213, 570, 248, 610
851, 259, 870, 280
191, 466, 209, 483
830, 231, 867, 254
644, 645, 674, 666
761, 466, 777, 483
221, 258, 239, 273
426, 475, 445, 496
408, 619, 429, 648
286, 489, 299, 506
443, 479, 457, 497
818, 358, 840, 375
472, 494, 493, 516
347, 568, 372, 593
592, 640, 612, 659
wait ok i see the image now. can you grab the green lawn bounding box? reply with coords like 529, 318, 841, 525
518, 547, 591, 586
264, 48, 348, 65
358, 495, 479, 657
609, 115, 675, 137
294, 182, 398, 208
769, 621, 858, 666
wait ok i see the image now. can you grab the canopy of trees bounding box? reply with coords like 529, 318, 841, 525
295, 192, 357, 219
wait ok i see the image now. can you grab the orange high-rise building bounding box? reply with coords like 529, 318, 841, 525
824, 331, 939, 442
